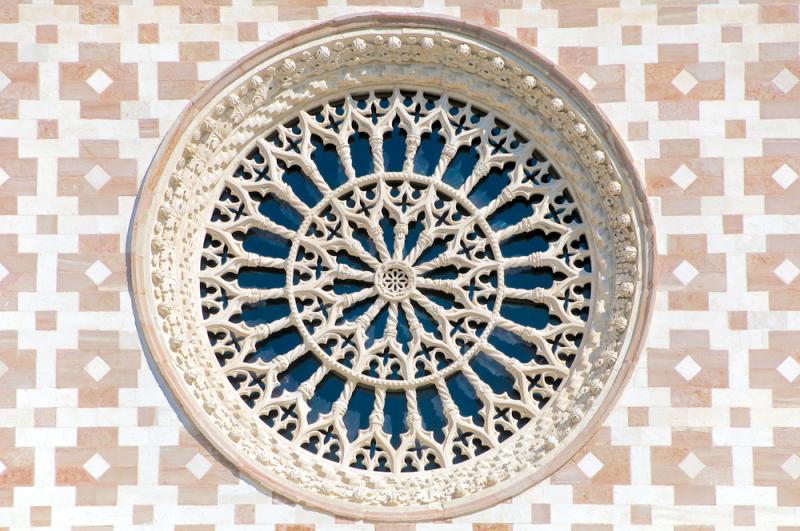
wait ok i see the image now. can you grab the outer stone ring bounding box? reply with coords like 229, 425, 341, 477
130, 13, 654, 521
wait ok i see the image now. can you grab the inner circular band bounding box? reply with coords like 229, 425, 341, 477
284, 172, 505, 389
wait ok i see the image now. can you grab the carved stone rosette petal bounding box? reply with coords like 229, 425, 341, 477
131, 14, 655, 521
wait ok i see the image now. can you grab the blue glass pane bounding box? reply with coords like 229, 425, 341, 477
236, 267, 285, 289
241, 298, 290, 327
383, 391, 407, 448
499, 299, 554, 330
310, 136, 348, 189
413, 124, 445, 175
273, 353, 321, 395
349, 130, 373, 176
332, 278, 371, 295
352, 227, 378, 258
410, 300, 440, 339
338, 296, 378, 326
442, 145, 479, 189
365, 304, 388, 348
379, 214, 395, 254
402, 218, 424, 258
414, 237, 450, 266
396, 306, 412, 353
247, 327, 303, 364
487, 327, 546, 365
306, 373, 346, 423
487, 197, 537, 231
468, 165, 512, 208
500, 229, 553, 257
382, 121, 407, 172
417, 385, 446, 442
256, 194, 302, 231
446, 373, 483, 426
469, 352, 519, 399
421, 265, 458, 281
504, 267, 554, 290
281, 165, 322, 207
333, 250, 371, 271
344, 386, 375, 441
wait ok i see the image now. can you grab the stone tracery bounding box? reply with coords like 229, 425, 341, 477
200, 90, 590, 472
132, 15, 654, 520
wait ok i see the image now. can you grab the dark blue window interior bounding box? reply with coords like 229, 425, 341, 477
310, 135, 348, 189
383, 119, 407, 172
350, 130, 373, 176
306, 373, 345, 424
413, 123, 445, 175
442, 145, 479, 189
417, 385, 446, 442
383, 391, 407, 448
344, 386, 375, 441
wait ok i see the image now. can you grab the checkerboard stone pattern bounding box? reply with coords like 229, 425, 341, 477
0, 1, 799, 529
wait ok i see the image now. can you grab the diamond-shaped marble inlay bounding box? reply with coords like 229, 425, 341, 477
774, 259, 800, 285
672, 69, 698, 95
0, 167, 9, 187
84, 165, 111, 191
186, 453, 212, 480
577, 452, 604, 479
782, 454, 800, 480
0, 70, 9, 93
84, 356, 111, 382
670, 165, 698, 190
673, 260, 699, 286
83, 453, 110, 480
772, 68, 799, 94
85, 260, 112, 286
86, 68, 113, 94
675, 355, 702, 382
777, 356, 800, 383
772, 164, 798, 190
679, 452, 705, 479
0, 263, 8, 283
0, 459, 6, 475
578, 72, 597, 91
0, 359, 8, 379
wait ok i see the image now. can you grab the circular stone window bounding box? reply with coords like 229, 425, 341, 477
132, 14, 654, 521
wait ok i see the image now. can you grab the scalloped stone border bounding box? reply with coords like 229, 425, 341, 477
130, 13, 655, 522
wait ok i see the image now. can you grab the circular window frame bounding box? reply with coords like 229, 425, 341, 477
131, 13, 655, 521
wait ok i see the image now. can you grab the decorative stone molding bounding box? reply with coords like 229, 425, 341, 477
131, 13, 654, 521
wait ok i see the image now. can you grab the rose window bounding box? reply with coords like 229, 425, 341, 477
201, 90, 591, 472
132, 15, 654, 521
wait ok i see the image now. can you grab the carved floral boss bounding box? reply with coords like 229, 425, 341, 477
132, 15, 654, 521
